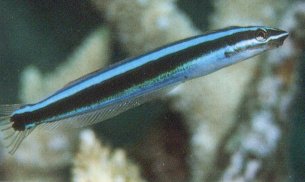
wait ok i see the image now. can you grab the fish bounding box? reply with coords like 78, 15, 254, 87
0, 26, 288, 154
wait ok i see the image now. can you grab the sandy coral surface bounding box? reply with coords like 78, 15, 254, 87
73, 129, 145, 182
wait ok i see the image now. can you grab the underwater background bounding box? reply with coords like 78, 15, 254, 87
0, 0, 304, 181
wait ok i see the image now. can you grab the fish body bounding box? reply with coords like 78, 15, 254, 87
0, 26, 288, 154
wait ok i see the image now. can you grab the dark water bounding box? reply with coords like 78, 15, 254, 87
290, 53, 305, 181
0, 0, 303, 181
0, 0, 101, 103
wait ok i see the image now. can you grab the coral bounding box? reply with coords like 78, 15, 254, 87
170, 1, 289, 181
2, 27, 110, 181
72, 129, 145, 182
210, 0, 288, 27
215, 2, 305, 182
91, 0, 199, 180
92, 0, 293, 182
0, 0, 300, 181
92, 0, 200, 56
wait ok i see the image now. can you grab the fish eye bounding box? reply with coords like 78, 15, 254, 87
255, 28, 268, 42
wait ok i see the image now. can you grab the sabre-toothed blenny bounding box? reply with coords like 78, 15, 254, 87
0, 26, 288, 154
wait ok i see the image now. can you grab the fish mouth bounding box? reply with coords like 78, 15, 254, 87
270, 29, 289, 47
276, 30, 289, 43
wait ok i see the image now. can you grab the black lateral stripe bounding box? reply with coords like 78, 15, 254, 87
12, 28, 256, 128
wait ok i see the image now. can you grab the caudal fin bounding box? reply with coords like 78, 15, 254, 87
0, 104, 33, 154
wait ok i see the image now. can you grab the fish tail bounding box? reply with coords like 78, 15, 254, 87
0, 104, 33, 154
